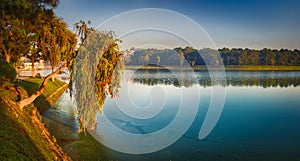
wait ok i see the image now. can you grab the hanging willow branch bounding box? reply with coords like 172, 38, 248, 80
70, 30, 124, 131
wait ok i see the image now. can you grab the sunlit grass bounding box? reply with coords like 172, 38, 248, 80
0, 77, 68, 160
16, 77, 66, 97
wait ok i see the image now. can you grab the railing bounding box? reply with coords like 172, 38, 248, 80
17, 68, 70, 83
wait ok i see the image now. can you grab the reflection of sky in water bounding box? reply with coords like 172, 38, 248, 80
43, 70, 300, 160
42, 91, 79, 140
101, 82, 300, 133
96, 70, 300, 160
102, 83, 182, 134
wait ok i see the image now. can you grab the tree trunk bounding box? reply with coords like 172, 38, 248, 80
51, 66, 55, 82
31, 56, 35, 77
18, 63, 67, 109
5, 51, 11, 63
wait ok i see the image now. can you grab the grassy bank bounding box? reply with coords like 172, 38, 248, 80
0, 77, 69, 160
15, 77, 67, 113
125, 65, 300, 71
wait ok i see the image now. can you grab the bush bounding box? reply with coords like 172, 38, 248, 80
35, 73, 42, 78
0, 60, 17, 81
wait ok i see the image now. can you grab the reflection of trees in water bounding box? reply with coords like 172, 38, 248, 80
131, 69, 300, 88
132, 68, 197, 88
225, 77, 300, 88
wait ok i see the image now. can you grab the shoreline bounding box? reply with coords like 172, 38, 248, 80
125, 65, 300, 71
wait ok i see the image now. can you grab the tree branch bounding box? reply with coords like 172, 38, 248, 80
18, 63, 67, 109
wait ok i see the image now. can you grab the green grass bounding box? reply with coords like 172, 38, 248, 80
0, 99, 47, 160
15, 77, 67, 113
62, 133, 109, 161
16, 77, 65, 97
0, 78, 68, 160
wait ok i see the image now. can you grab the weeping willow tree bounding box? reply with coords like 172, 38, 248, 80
70, 22, 124, 131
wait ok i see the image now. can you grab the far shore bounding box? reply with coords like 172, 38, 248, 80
125, 65, 300, 71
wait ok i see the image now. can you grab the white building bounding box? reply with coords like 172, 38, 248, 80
23, 60, 46, 70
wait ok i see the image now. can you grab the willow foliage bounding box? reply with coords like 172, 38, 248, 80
71, 30, 124, 131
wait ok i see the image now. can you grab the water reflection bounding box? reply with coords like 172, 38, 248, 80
42, 92, 79, 141
131, 69, 300, 88
42, 70, 300, 161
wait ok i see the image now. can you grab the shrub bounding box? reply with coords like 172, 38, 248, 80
35, 73, 42, 78
0, 60, 17, 81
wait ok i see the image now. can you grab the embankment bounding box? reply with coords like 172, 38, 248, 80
0, 78, 69, 160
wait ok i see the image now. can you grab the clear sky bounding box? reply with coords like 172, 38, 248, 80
54, 0, 300, 50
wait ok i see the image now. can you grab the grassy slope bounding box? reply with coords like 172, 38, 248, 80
15, 77, 66, 113
0, 78, 69, 160
61, 132, 109, 161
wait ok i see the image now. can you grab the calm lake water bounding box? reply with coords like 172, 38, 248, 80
43, 70, 300, 161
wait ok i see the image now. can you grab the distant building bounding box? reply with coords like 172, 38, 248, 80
22, 60, 46, 70
122, 49, 134, 56
122, 49, 135, 64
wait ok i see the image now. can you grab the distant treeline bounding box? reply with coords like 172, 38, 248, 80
124, 47, 300, 66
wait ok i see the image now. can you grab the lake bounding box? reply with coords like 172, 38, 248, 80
42, 70, 300, 161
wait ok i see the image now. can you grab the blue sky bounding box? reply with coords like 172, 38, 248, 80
54, 0, 300, 50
